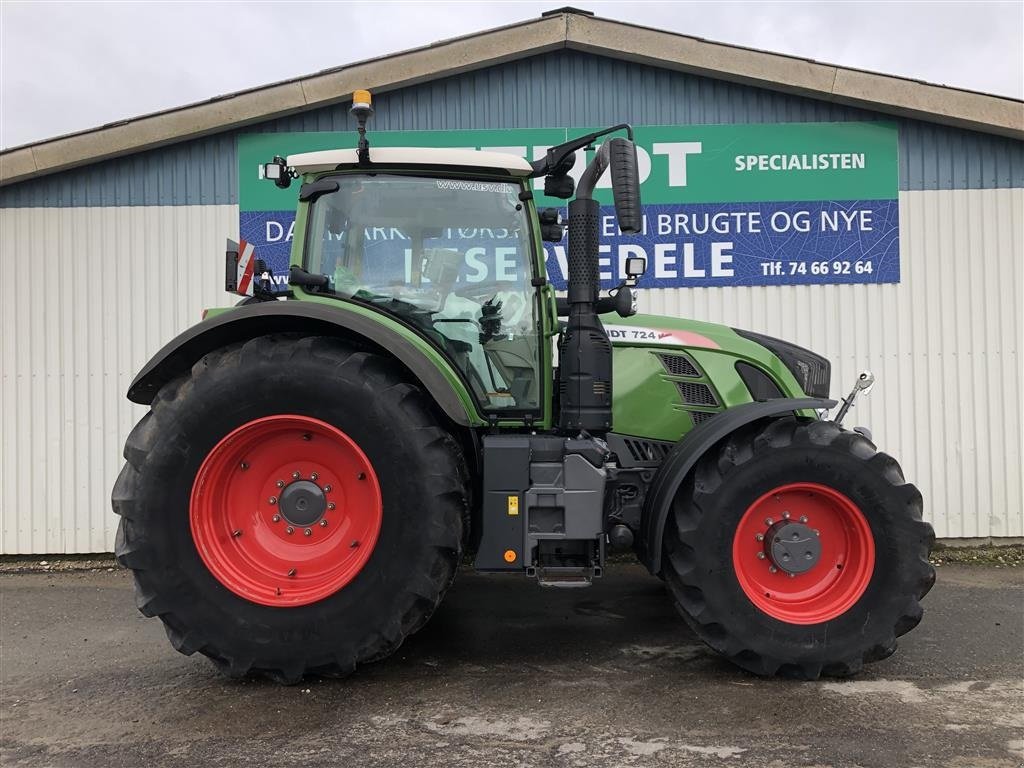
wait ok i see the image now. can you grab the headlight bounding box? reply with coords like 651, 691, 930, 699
734, 329, 831, 398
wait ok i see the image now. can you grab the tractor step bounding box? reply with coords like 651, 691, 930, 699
529, 565, 602, 588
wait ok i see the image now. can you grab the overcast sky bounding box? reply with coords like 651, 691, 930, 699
1, 1, 1021, 150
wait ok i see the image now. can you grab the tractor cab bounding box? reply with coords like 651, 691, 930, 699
283, 149, 546, 414
244, 91, 646, 430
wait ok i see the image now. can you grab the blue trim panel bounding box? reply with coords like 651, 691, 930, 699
2, 50, 1021, 208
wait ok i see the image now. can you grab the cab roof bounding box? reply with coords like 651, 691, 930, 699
287, 147, 534, 177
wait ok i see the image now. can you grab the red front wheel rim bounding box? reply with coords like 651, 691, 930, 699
731, 482, 875, 624
190, 415, 383, 607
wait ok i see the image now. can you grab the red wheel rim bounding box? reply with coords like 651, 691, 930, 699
190, 415, 382, 607
731, 482, 875, 624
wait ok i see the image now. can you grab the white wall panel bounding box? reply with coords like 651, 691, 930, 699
1, 205, 238, 553
1, 189, 1021, 552
640, 188, 1023, 540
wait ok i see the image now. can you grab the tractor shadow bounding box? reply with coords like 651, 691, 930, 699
358, 562, 719, 677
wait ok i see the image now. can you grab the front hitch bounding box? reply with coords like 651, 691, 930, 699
834, 371, 876, 426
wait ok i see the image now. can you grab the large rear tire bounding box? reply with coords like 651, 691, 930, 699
112, 335, 468, 683
662, 417, 934, 679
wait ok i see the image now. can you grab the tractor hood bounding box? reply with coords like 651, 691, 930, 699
604, 313, 826, 443
603, 313, 742, 353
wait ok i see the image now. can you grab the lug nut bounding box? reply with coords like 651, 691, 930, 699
788, 572, 796, 579
310, 472, 319, 481
324, 485, 332, 492
350, 540, 360, 548
327, 502, 336, 511
286, 526, 294, 535
756, 552, 766, 560
813, 529, 820, 537
764, 517, 774, 526
232, 529, 243, 538
276, 480, 285, 488
319, 520, 328, 527
769, 565, 778, 574
287, 568, 296, 577
304, 528, 312, 537
292, 471, 301, 480
272, 514, 281, 523
783, 511, 791, 519
239, 461, 249, 471
301, 433, 312, 441
755, 533, 764, 541
799, 515, 808, 523
268, 496, 277, 505
357, 472, 366, 481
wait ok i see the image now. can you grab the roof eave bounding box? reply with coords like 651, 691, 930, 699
0, 14, 567, 187
566, 14, 1024, 140
2, 10, 1021, 188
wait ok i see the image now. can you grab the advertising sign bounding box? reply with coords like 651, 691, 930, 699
238, 122, 899, 291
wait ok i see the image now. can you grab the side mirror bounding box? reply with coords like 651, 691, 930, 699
607, 137, 642, 234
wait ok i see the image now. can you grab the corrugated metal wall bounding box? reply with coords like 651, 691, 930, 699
641, 187, 1023, 540
1, 48, 1022, 552
1, 189, 1019, 552
0, 205, 236, 553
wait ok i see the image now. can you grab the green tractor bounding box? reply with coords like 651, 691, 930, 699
113, 91, 934, 683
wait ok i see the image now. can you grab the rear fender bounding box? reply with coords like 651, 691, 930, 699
127, 301, 483, 427
639, 397, 836, 575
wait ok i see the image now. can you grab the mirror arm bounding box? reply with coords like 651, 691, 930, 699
529, 124, 633, 178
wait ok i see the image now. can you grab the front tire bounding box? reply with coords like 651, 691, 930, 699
112, 335, 468, 683
662, 417, 934, 679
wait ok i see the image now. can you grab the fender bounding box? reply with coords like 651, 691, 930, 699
639, 397, 836, 575
127, 301, 482, 427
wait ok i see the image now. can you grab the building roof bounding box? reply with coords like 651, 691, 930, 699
287, 147, 534, 176
2, 7, 1021, 187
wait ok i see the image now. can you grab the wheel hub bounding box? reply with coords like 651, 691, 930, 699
765, 520, 821, 574
189, 415, 383, 607
731, 482, 875, 624
279, 479, 326, 526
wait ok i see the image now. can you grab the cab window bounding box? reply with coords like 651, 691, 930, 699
304, 174, 542, 412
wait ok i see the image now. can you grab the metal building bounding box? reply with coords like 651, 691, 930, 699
1, 9, 1022, 553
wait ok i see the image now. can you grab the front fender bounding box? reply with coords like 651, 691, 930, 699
639, 397, 836, 575
127, 301, 484, 427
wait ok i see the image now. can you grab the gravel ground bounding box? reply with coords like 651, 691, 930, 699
1, 562, 1021, 768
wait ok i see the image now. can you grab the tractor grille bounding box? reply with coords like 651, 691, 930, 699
658, 353, 700, 378
689, 410, 717, 425
622, 438, 672, 463
676, 381, 718, 407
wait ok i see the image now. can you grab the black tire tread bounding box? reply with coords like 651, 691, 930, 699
663, 417, 935, 680
113, 335, 467, 683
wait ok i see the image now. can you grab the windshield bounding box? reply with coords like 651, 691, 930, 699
304, 174, 542, 413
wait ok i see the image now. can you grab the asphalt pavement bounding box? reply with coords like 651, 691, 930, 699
1, 563, 1021, 767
